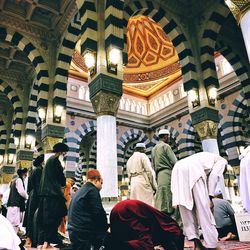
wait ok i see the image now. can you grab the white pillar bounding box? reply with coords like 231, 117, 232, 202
241, 10, 250, 62
201, 138, 220, 154
97, 115, 118, 198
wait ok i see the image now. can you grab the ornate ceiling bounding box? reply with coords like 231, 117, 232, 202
123, 16, 181, 97
73, 15, 181, 98
0, 0, 77, 120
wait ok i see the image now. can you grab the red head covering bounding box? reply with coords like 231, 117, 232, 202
86, 169, 101, 180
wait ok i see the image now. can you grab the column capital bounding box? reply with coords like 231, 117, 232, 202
91, 91, 121, 116
41, 124, 65, 140
42, 136, 63, 154
16, 149, 33, 169
194, 120, 218, 140
0, 165, 16, 184
89, 73, 122, 99
227, 1, 250, 22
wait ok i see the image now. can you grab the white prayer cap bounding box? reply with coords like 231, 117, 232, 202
158, 129, 170, 135
135, 143, 146, 148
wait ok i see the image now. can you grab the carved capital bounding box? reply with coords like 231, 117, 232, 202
42, 136, 62, 153
17, 160, 33, 169
227, 1, 250, 22
194, 120, 218, 140
91, 91, 121, 116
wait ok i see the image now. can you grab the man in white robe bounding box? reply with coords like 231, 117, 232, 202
0, 214, 21, 250
171, 152, 227, 250
127, 143, 157, 206
7, 168, 28, 233
239, 145, 250, 212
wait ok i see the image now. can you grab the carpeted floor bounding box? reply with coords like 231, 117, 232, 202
184, 240, 250, 250
27, 241, 250, 250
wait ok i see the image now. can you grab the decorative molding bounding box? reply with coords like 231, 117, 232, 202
42, 136, 63, 153
41, 124, 65, 140
89, 73, 122, 99
0, 14, 56, 41
16, 150, 33, 161
91, 91, 121, 116
123, 62, 180, 83
194, 120, 218, 140
190, 107, 219, 125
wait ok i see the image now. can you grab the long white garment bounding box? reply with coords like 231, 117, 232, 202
171, 152, 227, 210
0, 214, 21, 250
179, 178, 218, 248
239, 146, 250, 212
127, 152, 157, 206
7, 178, 28, 232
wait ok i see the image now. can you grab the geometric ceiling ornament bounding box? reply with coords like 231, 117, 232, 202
124, 15, 181, 98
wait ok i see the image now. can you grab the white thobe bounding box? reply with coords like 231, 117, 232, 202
7, 178, 28, 232
127, 152, 157, 206
0, 214, 21, 250
239, 145, 250, 212
171, 152, 227, 248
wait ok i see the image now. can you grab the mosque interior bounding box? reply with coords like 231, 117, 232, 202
0, 0, 249, 200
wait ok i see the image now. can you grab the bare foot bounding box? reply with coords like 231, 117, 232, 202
220, 232, 235, 241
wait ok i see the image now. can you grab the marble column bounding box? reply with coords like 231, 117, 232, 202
241, 10, 250, 62
90, 88, 122, 198
97, 115, 118, 197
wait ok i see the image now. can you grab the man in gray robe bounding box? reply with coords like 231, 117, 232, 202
151, 129, 180, 223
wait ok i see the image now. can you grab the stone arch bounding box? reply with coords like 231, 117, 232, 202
0, 80, 23, 141
0, 119, 7, 157
64, 120, 97, 175
0, 27, 49, 137
200, 1, 230, 89
178, 119, 202, 158
117, 128, 149, 182
222, 92, 249, 166
216, 40, 250, 113
123, 0, 197, 91
151, 125, 181, 159
54, 13, 82, 108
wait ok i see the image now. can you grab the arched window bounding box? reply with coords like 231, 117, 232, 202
85, 88, 90, 101
79, 86, 85, 100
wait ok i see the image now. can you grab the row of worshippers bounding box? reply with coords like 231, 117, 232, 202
3, 142, 71, 250
126, 129, 249, 250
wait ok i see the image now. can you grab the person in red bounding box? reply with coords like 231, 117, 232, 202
108, 199, 184, 250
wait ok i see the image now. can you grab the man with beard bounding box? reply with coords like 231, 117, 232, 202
37, 143, 69, 250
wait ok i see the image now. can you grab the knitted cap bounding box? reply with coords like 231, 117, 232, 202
86, 169, 101, 180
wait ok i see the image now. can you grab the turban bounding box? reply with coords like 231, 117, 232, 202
33, 154, 44, 167
53, 143, 69, 153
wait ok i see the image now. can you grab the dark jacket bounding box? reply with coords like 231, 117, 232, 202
39, 155, 66, 198
67, 182, 108, 234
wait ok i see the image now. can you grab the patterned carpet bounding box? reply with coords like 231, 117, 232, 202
184, 240, 250, 250
26, 241, 250, 250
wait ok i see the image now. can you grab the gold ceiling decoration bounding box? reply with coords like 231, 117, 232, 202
71, 16, 181, 98
123, 16, 180, 98
225, 0, 250, 22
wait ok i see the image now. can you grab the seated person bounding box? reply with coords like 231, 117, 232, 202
67, 170, 108, 250
106, 199, 184, 250
212, 191, 238, 241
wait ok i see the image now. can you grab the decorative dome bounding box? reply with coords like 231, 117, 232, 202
123, 16, 181, 97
